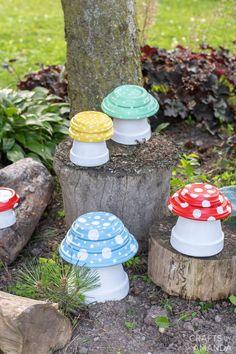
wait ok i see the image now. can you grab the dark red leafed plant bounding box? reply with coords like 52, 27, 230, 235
17, 45, 236, 131
141, 44, 236, 131
17, 65, 68, 100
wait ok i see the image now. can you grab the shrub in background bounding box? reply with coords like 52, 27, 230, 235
16, 44, 236, 133
141, 44, 236, 131
0, 87, 69, 168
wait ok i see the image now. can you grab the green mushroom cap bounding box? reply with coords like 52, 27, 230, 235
101, 84, 159, 120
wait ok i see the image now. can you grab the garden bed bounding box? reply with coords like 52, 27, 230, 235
1, 121, 235, 354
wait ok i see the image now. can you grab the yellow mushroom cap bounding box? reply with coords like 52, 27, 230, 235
69, 111, 113, 142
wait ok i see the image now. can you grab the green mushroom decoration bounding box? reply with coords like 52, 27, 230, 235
101, 84, 159, 145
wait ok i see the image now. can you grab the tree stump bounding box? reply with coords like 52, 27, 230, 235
54, 134, 178, 245
0, 291, 72, 354
0, 158, 53, 264
148, 216, 236, 301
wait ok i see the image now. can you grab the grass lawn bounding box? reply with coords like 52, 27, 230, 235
0, 0, 65, 88
0, 0, 235, 88
143, 0, 236, 50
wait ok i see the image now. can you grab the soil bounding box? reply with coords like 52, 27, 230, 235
1, 121, 236, 354
55, 133, 179, 176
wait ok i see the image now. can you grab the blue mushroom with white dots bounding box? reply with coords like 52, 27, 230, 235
59, 211, 138, 303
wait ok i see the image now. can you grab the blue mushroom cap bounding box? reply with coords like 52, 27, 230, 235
59, 211, 139, 268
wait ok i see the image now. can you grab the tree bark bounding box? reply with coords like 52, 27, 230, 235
54, 136, 178, 245
148, 217, 236, 301
61, 0, 142, 115
0, 291, 72, 354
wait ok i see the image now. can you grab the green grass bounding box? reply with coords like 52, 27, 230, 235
0, 0, 235, 88
144, 0, 236, 51
0, 0, 65, 88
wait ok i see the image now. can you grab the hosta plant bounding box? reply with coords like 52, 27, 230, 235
0, 87, 69, 168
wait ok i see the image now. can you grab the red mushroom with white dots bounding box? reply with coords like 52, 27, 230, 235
167, 183, 232, 257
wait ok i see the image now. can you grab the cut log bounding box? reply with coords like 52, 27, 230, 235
0, 158, 53, 264
148, 217, 236, 301
54, 135, 178, 245
0, 291, 72, 354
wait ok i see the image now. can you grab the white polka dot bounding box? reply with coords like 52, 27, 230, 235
109, 216, 116, 221
205, 184, 213, 189
194, 188, 203, 192
173, 192, 179, 198
88, 229, 99, 240
227, 206, 232, 213
103, 222, 111, 227
190, 193, 199, 198
181, 188, 188, 196
202, 200, 211, 207
77, 249, 88, 261
203, 194, 210, 198
208, 216, 216, 221
168, 204, 173, 211
98, 258, 102, 262
92, 221, 100, 225
130, 244, 137, 252
113, 259, 117, 263
219, 195, 224, 203
94, 215, 101, 219
180, 202, 189, 208
118, 252, 121, 256
208, 190, 214, 194
90, 244, 94, 248
193, 209, 201, 218
217, 206, 224, 214
102, 247, 112, 259
115, 235, 124, 245
78, 217, 86, 223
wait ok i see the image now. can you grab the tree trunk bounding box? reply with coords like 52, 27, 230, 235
148, 217, 236, 301
61, 0, 142, 115
0, 291, 72, 354
54, 135, 178, 245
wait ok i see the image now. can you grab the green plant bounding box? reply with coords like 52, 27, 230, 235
179, 312, 192, 321
57, 209, 65, 219
124, 321, 137, 330
160, 299, 173, 313
171, 153, 208, 191
193, 345, 209, 354
229, 294, 236, 312
8, 257, 100, 317
155, 122, 170, 133
154, 315, 170, 330
124, 256, 141, 268
0, 87, 69, 168
199, 301, 214, 312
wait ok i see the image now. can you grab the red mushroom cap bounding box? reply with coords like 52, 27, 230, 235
168, 183, 232, 221
0, 188, 20, 212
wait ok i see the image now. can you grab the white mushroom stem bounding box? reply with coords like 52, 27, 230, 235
70, 141, 109, 167
69, 264, 129, 303
0, 209, 16, 229
112, 118, 151, 145
171, 216, 224, 257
